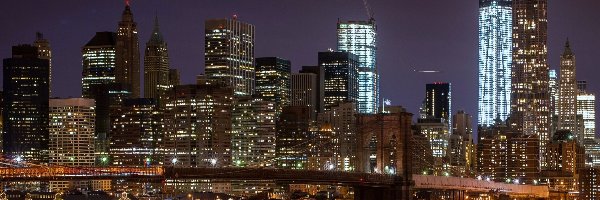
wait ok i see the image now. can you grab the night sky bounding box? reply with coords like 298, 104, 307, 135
1, 0, 600, 129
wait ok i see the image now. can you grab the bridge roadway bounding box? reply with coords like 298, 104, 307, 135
0, 166, 548, 198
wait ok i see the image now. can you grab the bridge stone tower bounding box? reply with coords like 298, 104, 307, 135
356, 106, 413, 199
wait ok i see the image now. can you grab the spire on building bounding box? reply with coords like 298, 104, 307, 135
563, 38, 573, 57
149, 15, 163, 43
121, 1, 133, 22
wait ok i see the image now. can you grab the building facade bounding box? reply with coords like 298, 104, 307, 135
558, 41, 578, 134
2, 45, 50, 163
163, 83, 234, 167
577, 81, 596, 142
33, 32, 52, 96
144, 16, 170, 102
205, 18, 255, 96
231, 97, 276, 167
337, 19, 378, 114
299, 66, 325, 113
319, 51, 359, 110
579, 167, 600, 199
477, 124, 540, 183
49, 98, 95, 166
255, 57, 291, 117
478, 0, 512, 126
317, 101, 358, 171
110, 98, 163, 166
276, 106, 313, 169
510, 0, 550, 166
291, 73, 319, 120
115, 4, 141, 98
425, 82, 452, 129
82, 32, 118, 98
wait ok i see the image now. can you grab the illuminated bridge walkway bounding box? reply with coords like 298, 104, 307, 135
0, 166, 549, 198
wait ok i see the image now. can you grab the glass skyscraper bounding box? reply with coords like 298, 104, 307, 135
478, 0, 512, 126
205, 18, 255, 96
337, 19, 378, 114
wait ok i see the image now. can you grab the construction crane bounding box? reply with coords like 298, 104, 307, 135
362, 0, 374, 19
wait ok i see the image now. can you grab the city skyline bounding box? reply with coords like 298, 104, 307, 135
1, 0, 600, 133
2, 1, 600, 198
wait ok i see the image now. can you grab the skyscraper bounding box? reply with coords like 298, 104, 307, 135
115, 3, 141, 98
425, 82, 452, 126
317, 101, 357, 171
205, 18, 255, 96
337, 19, 378, 114
49, 98, 95, 166
558, 40, 577, 133
82, 32, 117, 97
319, 51, 359, 110
478, 0, 512, 126
255, 57, 291, 116
511, 0, 549, 166
110, 98, 163, 166
299, 66, 325, 113
276, 106, 313, 169
144, 16, 170, 102
48, 98, 95, 191
451, 111, 476, 176
549, 70, 559, 116
577, 81, 596, 142
232, 97, 276, 167
291, 73, 319, 120
3, 45, 50, 162
34, 32, 52, 96
415, 118, 449, 174
163, 83, 234, 167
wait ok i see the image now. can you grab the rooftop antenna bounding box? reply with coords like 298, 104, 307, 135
362, 0, 374, 19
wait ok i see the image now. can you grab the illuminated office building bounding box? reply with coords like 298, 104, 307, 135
545, 130, 584, 175
317, 101, 357, 171
299, 66, 325, 112
205, 18, 255, 96
291, 73, 319, 120
144, 16, 170, 102
450, 111, 476, 176
49, 98, 95, 166
82, 32, 117, 97
232, 97, 276, 167
3, 45, 50, 163
337, 19, 378, 114
255, 57, 291, 117
110, 98, 163, 166
48, 98, 95, 200
115, 3, 141, 98
163, 83, 234, 167
580, 167, 600, 199
549, 70, 559, 116
319, 51, 359, 110
425, 82, 452, 131
511, 0, 549, 167
477, 124, 540, 183
577, 81, 596, 142
415, 118, 449, 172
558, 40, 578, 133
276, 106, 313, 169
478, 0, 512, 126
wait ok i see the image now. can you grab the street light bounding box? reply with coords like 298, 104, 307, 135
15, 156, 22, 163
210, 158, 217, 167
171, 158, 178, 165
